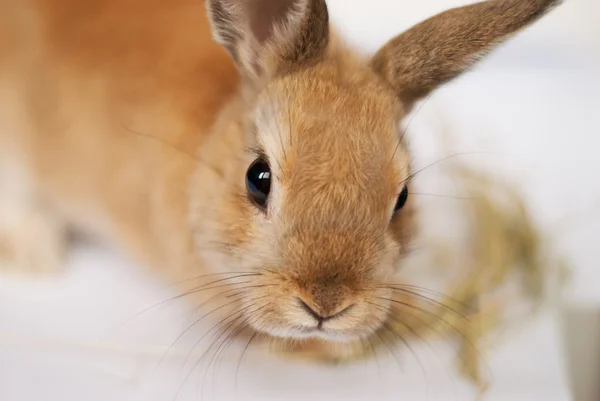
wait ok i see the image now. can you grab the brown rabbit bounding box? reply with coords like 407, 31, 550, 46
0, 0, 560, 360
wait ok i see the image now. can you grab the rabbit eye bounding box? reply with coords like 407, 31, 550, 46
393, 186, 409, 213
246, 158, 271, 208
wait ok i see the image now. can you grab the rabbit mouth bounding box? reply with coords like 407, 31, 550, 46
255, 319, 378, 343
299, 326, 341, 338
303, 328, 362, 342
267, 327, 359, 343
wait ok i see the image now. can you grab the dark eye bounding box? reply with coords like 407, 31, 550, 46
393, 186, 409, 213
246, 158, 271, 208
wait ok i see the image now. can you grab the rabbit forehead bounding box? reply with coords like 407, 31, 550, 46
252, 71, 411, 228
256, 71, 409, 166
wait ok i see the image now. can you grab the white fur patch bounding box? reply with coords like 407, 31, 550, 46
253, 96, 292, 218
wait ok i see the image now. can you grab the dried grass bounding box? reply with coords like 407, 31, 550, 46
365, 159, 570, 392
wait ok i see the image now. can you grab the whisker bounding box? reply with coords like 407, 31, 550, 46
179, 302, 266, 401
379, 297, 486, 368
167, 280, 257, 302
99, 279, 256, 342
120, 124, 224, 179
383, 302, 459, 353
160, 272, 262, 292
143, 288, 249, 350
124, 280, 254, 325
371, 311, 428, 390
360, 328, 382, 377
385, 320, 430, 400
152, 297, 248, 377
401, 151, 497, 186
388, 305, 461, 400
370, 321, 407, 375
178, 299, 264, 374
187, 286, 255, 315
149, 283, 271, 335
171, 306, 250, 401
390, 91, 435, 164
227, 306, 266, 388
383, 284, 473, 312
370, 301, 458, 398
382, 286, 471, 321
235, 331, 258, 393
206, 306, 266, 397
390, 301, 491, 389
409, 192, 475, 200
223, 283, 277, 300
201, 314, 247, 399
182, 318, 242, 401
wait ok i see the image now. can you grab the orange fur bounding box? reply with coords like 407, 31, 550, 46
0, 0, 560, 356
0, 0, 238, 271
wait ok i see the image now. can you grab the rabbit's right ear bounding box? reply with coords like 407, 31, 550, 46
206, 0, 329, 82
370, 0, 562, 110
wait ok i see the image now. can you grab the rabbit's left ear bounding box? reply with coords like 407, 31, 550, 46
206, 0, 329, 82
370, 0, 562, 110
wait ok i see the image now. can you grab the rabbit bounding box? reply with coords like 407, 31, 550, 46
0, 0, 561, 361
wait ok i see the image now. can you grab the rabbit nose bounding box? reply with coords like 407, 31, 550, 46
297, 298, 354, 324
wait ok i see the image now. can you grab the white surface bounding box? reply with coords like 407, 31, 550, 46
2, 1, 600, 400
0, 245, 573, 401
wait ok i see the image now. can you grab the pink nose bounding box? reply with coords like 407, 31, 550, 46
297, 297, 354, 324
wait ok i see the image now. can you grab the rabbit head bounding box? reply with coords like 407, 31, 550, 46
191, 0, 561, 343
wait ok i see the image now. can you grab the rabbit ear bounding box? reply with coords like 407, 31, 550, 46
206, 0, 329, 82
370, 0, 562, 110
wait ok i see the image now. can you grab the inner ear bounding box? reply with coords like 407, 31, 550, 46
249, 0, 298, 45
206, 0, 330, 81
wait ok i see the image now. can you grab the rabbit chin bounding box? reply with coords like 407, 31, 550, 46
257, 324, 371, 344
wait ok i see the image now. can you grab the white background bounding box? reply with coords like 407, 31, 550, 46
1, 1, 599, 400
